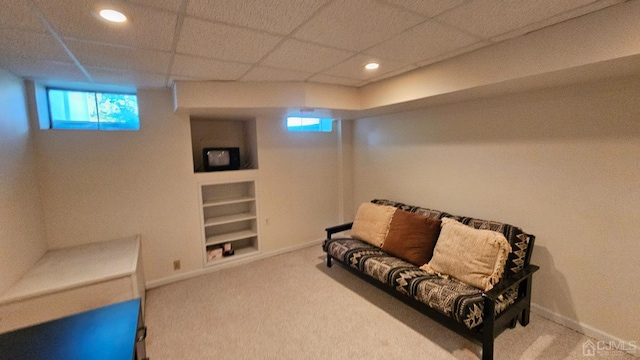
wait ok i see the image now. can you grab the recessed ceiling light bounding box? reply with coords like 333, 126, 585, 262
364, 62, 379, 70
99, 9, 127, 23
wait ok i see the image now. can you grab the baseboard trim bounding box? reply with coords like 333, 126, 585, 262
531, 303, 638, 358
145, 239, 324, 290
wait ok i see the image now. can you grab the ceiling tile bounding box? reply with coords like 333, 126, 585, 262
126, 0, 185, 12
0, 0, 629, 89
0, 29, 70, 62
416, 41, 491, 67
365, 20, 481, 64
365, 64, 418, 84
293, 0, 425, 51
177, 17, 283, 63
240, 66, 313, 82
88, 67, 168, 88
186, 0, 329, 35
490, 0, 627, 42
308, 74, 365, 87
171, 54, 251, 80
436, 0, 597, 40
0, 0, 47, 32
66, 40, 172, 74
322, 54, 409, 81
1, 58, 87, 82
261, 39, 355, 73
31, 0, 177, 51
168, 74, 201, 82
381, 0, 469, 17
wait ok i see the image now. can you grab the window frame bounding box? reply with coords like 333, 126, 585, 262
46, 87, 140, 131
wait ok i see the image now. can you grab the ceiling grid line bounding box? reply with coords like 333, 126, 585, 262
237, 0, 337, 82
0, 0, 629, 89
24, 0, 94, 83
164, 0, 190, 87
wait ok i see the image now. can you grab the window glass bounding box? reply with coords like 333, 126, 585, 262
286, 117, 332, 132
47, 89, 139, 131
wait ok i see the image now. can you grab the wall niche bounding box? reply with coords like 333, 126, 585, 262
190, 117, 258, 173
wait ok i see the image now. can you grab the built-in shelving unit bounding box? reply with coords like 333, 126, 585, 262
199, 180, 259, 266
190, 117, 258, 173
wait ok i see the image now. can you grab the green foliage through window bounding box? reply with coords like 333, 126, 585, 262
47, 89, 140, 131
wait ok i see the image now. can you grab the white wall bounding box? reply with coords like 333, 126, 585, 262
32, 88, 341, 284
351, 76, 640, 345
359, 0, 640, 110
14, 60, 637, 347
256, 117, 341, 252
33, 89, 203, 282
0, 68, 47, 294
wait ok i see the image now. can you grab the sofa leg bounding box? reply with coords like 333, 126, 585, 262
509, 317, 518, 329
519, 274, 533, 326
482, 296, 496, 360
520, 307, 530, 326
482, 338, 494, 360
326, 255, 332, 268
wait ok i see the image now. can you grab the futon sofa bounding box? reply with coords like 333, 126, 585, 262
323, 199, 539, 360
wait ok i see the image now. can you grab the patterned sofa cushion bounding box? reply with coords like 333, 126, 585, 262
371, 199, 534, 277
325, 238, 518, 330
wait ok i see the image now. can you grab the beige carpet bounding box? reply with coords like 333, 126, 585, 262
145, 245, 634, 359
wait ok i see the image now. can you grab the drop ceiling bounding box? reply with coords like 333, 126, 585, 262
0, 0, 629, 89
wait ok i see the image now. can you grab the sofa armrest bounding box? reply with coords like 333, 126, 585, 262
325, 223, 354, 239
483, 264, 540, 301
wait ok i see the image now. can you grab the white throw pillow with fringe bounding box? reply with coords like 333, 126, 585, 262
420, 217, 511, 292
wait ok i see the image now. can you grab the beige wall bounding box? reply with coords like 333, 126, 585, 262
351, 76, 640, 344
0, 69, 47, 294
32, 88, 340, 284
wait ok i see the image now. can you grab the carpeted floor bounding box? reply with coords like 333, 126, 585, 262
145, 245, 634, 359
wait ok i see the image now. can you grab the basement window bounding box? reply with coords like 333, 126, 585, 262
47, 89, 140, 130
286, 117, 333, 132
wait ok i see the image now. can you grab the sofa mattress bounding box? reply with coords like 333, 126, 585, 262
325, 237, 518, 330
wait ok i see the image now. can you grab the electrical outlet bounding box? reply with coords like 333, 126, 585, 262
173, 260, 181, 270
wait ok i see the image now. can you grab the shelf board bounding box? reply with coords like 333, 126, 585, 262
205, 246, 259, 266
206, 230, 257, 246
204, 213, 256, 227
203, 196, 255, 207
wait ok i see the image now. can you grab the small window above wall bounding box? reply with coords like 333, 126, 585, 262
286, 117, 333, 132
47, 89, 140, 131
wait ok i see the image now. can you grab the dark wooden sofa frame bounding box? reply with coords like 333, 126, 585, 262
323, 222, 539, 360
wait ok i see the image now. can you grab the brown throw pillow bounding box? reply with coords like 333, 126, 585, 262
381, 210, 442, 266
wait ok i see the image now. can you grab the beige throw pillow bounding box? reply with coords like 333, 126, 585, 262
351, 202, 397, 247
420, 218, 512, 292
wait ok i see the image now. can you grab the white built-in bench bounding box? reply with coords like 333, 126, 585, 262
0, 235, 145, 333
